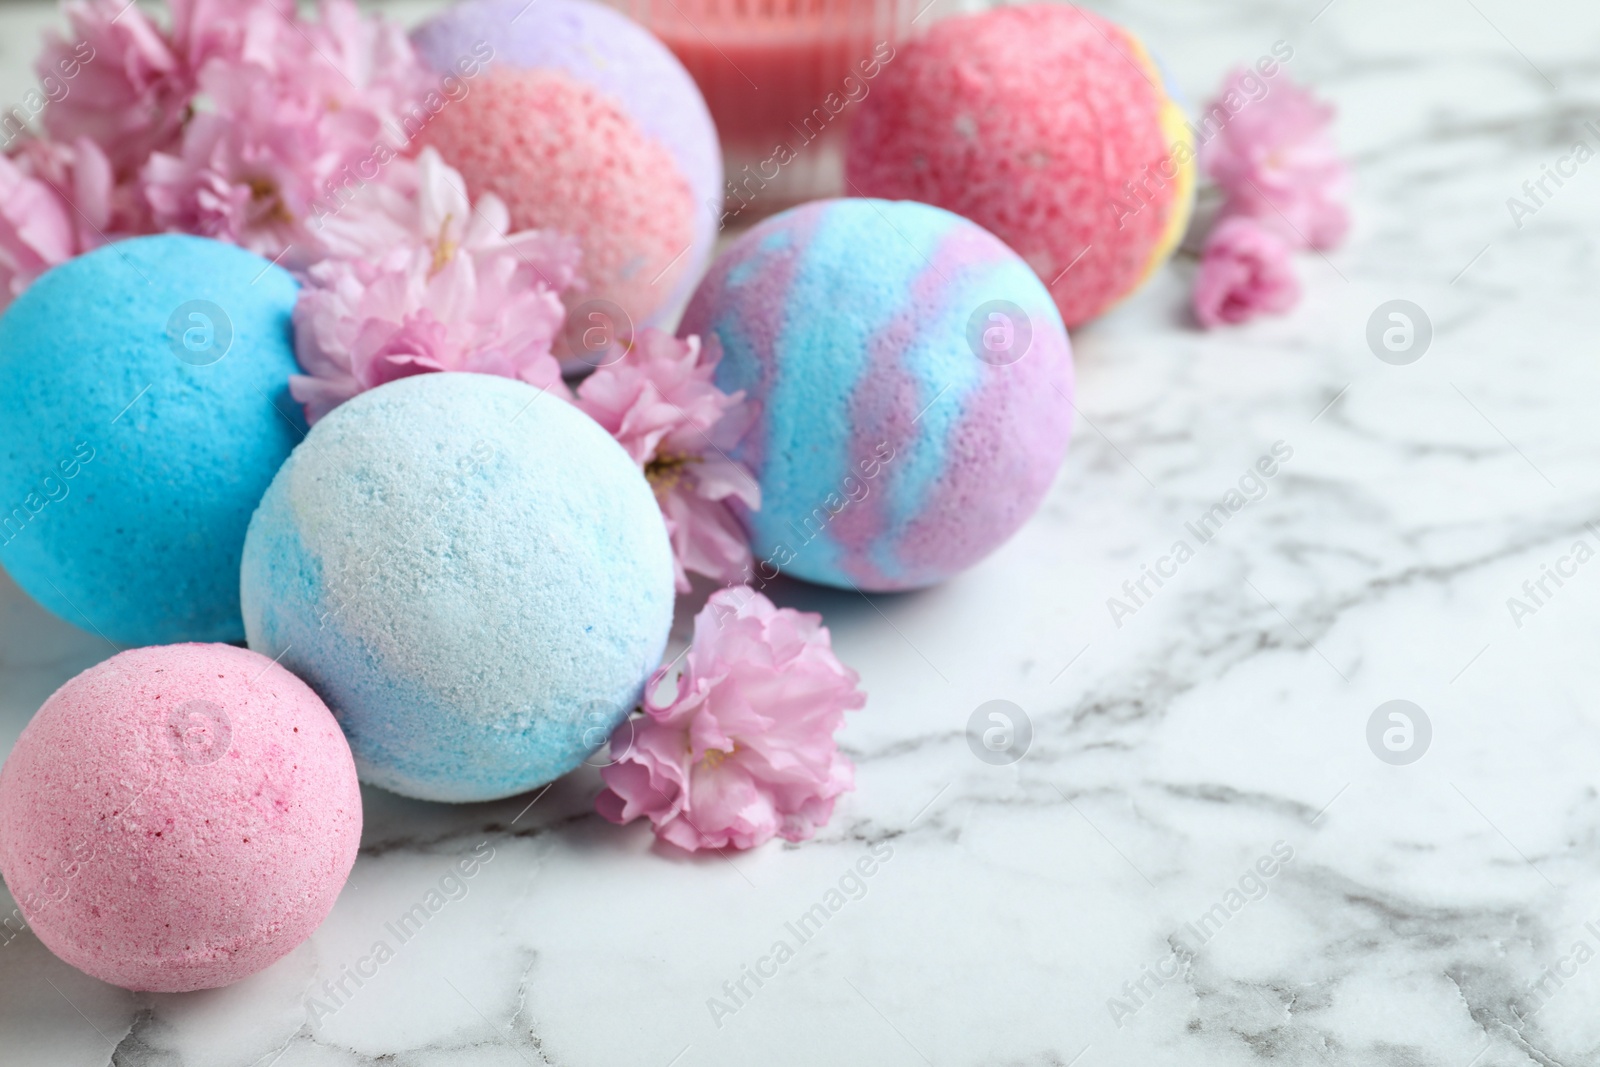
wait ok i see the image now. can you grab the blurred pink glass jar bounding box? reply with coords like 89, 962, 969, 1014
612, 0, 920, 221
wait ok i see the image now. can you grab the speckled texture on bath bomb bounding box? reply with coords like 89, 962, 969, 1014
0, 235, 303, 645
0, 643, 361, 992
412, 0, 720, 316
679, 198, 1073, 591
240, 373, 675, 803
420, 66, 697, 335
844, 4, 1195, 327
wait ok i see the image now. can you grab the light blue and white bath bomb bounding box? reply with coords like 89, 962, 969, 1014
0, 234, 302, 646
240, 373, 675, 803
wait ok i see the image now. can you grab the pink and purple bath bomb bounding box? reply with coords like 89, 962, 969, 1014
419, 65, 698, 344
845, 4, 1195, 327
411, 0, 720, 319
0, 644, 361, 991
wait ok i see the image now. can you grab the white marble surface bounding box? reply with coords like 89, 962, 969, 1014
6, 0, 1600, 1064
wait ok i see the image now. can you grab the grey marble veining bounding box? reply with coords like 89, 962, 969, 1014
5, 0, 1600, 1063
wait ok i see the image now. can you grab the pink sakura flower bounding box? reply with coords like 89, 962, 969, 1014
313, 147, 578, 279
292, 0, 425, 121
0, 155, 75, 301
141, 0, 435, 264
596, 587, 865, 852
1200, 68, 1350, 250
1, 0, 447, 308
289, 249, 573, 423
36, 0, 190, 176
575, 331, 760, 592
0, 137, 131, 304
142, 61, 335, 258
1, 0, 279, 306
167, 0, 288, 73
288, 148, 580, 423
1192, 215, 1301, 329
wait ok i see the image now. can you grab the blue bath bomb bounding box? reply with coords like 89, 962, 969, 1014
0, 235, 303, 645
240, 373, 675, 802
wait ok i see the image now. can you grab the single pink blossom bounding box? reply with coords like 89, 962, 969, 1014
575, 331, 760, 592
313, 147, 580, 285
1193, 215, 1301, 328
168, 0, 289, 72
0, 137, 131, 305
290, 247, 572, 422
0, 154, 75, 301
597, 587, 865, 851
36, 0, 190, 176
21, 134, 155, 240
288, 147, 580, 422
293, 0, 427, 121
141, 61, 320, 255
1200, 68, 1350, 250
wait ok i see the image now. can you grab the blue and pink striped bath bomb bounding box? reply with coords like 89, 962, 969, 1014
680, 199, 1074, 591
240, 373, 674, 802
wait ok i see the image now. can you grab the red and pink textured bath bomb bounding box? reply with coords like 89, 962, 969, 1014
0, 644, 362, 991
421, 67, 697, 338
845, 4, 1195, 327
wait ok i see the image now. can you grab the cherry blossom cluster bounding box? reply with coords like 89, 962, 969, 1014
1192, 69, 1350, 329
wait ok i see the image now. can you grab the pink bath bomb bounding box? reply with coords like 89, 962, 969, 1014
0, 644, 361, 991
845, 4, 1196, 327
422, 67, 697, 342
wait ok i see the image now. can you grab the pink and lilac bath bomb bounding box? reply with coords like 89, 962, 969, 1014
411, 0, 720, 317
844, 4, 1195, 327
0, 644, 361, 992
420, 66, 697, 342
